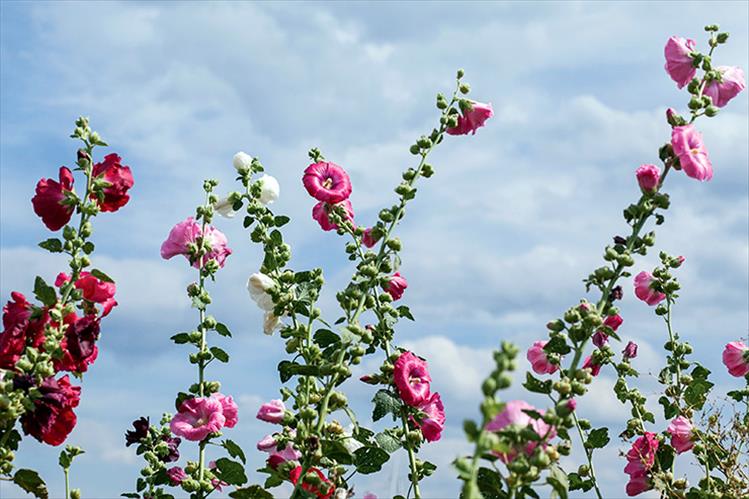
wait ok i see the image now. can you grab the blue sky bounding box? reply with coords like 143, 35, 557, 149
1, 2, 747, 498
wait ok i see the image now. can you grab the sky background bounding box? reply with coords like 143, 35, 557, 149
1, 1, 747, 498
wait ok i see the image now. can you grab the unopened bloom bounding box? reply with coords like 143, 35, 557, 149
393, 351, 431, 406
582, 355, 601, 376
671, 125, 713, 181
32, 166, 75, 231
233, 151, 253, 172
167, 466, 187, 486
526, 340, 558, 375
722, 341, 749, 377
170, 397, 226, 441
634, 271, 666, 306
384, 272, 408, 301
91, 153, 134, 212
415, 392, 445, 442
303, 162, 352, 203
362, 227, 378, 248
636, 164, 660, 193
664, 36, 697, 88
485, 400, 556, 463
211, 393, 238, 428
623, 341, 639, 360
247, 272, 275, 311
258, 174, 280, 205
160, 218, 232, 269
257, 399, 285, 424
447, 100, 493, 135
667, 416, 695, 454
704, 66, 745, 108
289, 466, 333, 499
21, 375, 81, 446
312, 200, 354, 231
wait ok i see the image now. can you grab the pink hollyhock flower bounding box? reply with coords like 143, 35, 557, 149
526, 340, 559, 375
56, 272, 117, 317
486, 400, 556, 463
312, 200, 355, 232
170, 397, 225, 441
20, 375, 81, 446
626, 474, 652, 497
362, 227, 378, 248
257, 399, 285, 424
267, 443, 302, 469
591, 331, 608, 348
722, 341, 749, 377
289, 466, 333, 499
257, 434, 279, 452
91, 153, 134, 212
593, 314, 623, 347
634, 271, 666, 306
671, 125, 713, 181
623, 341, 638, 360
636, 164, 660, 193
211, 393, 238, 428
160, 217, 232, 269
32, 166, 75, 231
667, 416, 695, 454
303, 162, 352, 204
447, 100, 493, 135
704, 66, 745, 108
582, 355, 601, 376
393, 351, 431, 406
664, 36, 697, 88
384, 272, 408, 301
167, 466, 187, 485
0, 292, 47, 370
624, 432, 659, 478
415, 392, 445, 442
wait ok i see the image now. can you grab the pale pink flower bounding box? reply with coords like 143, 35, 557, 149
634, 271, 666, 306
664, 36, 697, 88
414, 392, 445, 442
303, 162, 352, 203
722, 341, 749, 377
312, 200, 354, 232
211, 393, 238, 428
671, 125, 713, 181
636, 164, 660, 193
526, 340, 559, 375
160, 217, 232, 269
447, 100, 493, 135
257, 399, 285, 424
667, 416, 694, 454
170, 397, 225, 441
704, 66, 745, 108
384, 272, 408, 301
485, 400, 556, 463
393, 351, 431, 406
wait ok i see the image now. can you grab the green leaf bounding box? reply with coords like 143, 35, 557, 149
215, 322, 232, 337
371, 389, 400, 422
210, 346, 230, 363
229, 486, 273, 499
476, 467, 503, 498
170, 333, 191, 344
314, 329, 340, 348
321, 439, 354, 465
90, 268, 114, 283
522, 372, 552, 395
13, 469, 49, 499
659, 396, 678, 419
269, 230, 283, 244
214, 458, 248, 486
684, 378, 714, 410
586, 428, 610, 449
544, 336, 571, 355
38, 238, 63, 253
374, 431, 401, 453
223, 439, 246, 464
547, 464, 569, 499
397, 305, 415, 321
33, 276, 57, 307
353, 446, 389, 474
274, 215, 290, 227
243, 216, 255, 228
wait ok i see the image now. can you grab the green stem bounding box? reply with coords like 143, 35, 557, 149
572, 412, 603, 499
64, 468, 70, 499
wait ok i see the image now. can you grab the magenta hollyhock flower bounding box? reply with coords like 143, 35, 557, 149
704, 66, 745, 108
582, 355, 601, 376
167, 466, 187, 485
211, 393, 238, 428
664, 36, 697, 88
667, 416, 695, 454
362, 227, 378, 248
722, 341, 749, 377
623, 432, 659, 496
671, 125, 713, 181
635, 164, 660, 193
486, 400, 556, 463
384, 272, 408, 301
91, 153, 134, 212
393, 351, 431, 406
303, 161, 352, 203
312, 200, 355, 232
526, 340, 559, 375
20, 375, 81, 446
447, 100, 493, 135
57, 271, 117, 317
170, 397, 226, 441
623, 341, 639, 360
594, 314, 623, 347
160, 217, 232, 269
32, 166, 75, 231
591, 331, 608, 348
414, 392, 445, 442
257, 399, 285, 424
625, 474, 651, 497
634, 271, 666, 306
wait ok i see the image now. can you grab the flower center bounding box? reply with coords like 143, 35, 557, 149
690, 147, 700, 155
322, 177, 333, 189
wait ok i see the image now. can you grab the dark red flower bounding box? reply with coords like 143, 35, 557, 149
125, 417, 150, 447
55, 314, 100, 374
0, 293, 48, 369
91, 153, 134, 212
21, 375, 81, 446
289, 466, 333, 499
32, 167, 75, 231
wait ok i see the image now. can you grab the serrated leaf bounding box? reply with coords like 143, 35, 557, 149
34, 276, 57, 307
522, 372, 552, 395
210, 346, 229, 363
274, 215, 290, 227
476, 467, 502, 498
38, 238, 63, 253
586, 428, 610, 449
321, 439, 353, 465
371, 389, 400, 422
90, 268, 114, 283
548, 464, 569, 499
354, 446, 389, 474
214, 458, 247, 486
374, 431, 401, 453
397, 305, 414, 321
314, 329, 340, 348
223, 439, 246, 464
13, 469, 48, 499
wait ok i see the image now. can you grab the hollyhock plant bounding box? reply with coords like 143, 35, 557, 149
623, 432, 659, 496
704, 65, 745, 107
160, 217, 232, 269
664, 36, 697, 88
384, 272, 408, 301
91, 153, 134, 212
312, 199, 355, 231
671, 125, 713, 181
303, 161, 353, 204
636, 164, 661, 192
125, 417, 150, 447
257, 399, 285, 424
169, 396, 226, 442
414, 392, 445, 442
393, 351, 432, 406
667, 416, 695, 453
56, 271, 117, 316
634, 271, 666, 306
447, 100, 494, 135
527, 340, 559, 375
31, 166, 75, 231
485, 400, 556, 463
20, 375, 81, 446
722, 341, 749, 377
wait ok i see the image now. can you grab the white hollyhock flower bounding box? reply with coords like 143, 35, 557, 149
258, 174, 280, 205
214, 197, 236, 218
247, 272, 275, 311
233, 151, 253, 172
263, 311, 281, 335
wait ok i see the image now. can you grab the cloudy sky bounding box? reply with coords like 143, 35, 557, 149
1, 2, 747, 498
